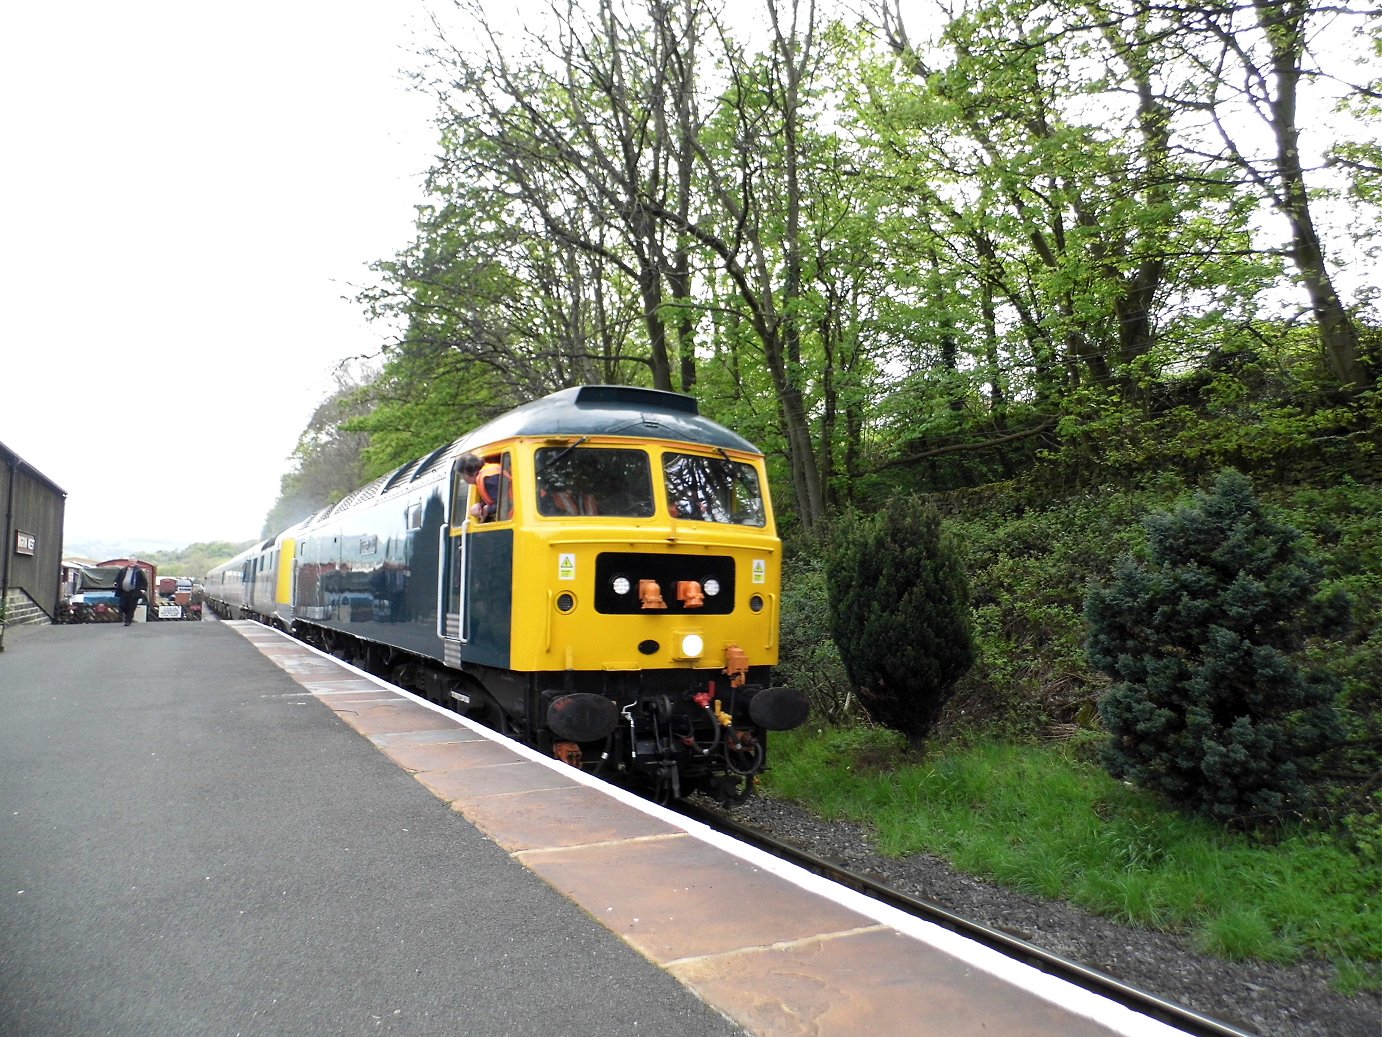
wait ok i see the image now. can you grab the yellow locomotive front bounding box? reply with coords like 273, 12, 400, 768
447, 392, 807, 803
516, 437, 778, 669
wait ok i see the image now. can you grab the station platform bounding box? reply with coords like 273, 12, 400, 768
1, 619, 1185, 1036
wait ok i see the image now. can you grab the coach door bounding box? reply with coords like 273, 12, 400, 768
439, 460, 469, 654
439, 453, 516, 674
441, 527, 469, 646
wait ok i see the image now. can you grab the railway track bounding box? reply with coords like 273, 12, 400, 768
675, 800, 1261, 1037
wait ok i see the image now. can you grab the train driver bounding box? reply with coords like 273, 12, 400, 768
539, 481, 600, 516
458, 453, 510, 522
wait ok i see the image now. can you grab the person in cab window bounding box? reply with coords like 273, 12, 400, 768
536, 454, 602, 516
541, 485, 600, 516
458, 453, 508, 522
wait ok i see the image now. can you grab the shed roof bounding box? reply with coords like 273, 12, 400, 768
0, 440, 68, 497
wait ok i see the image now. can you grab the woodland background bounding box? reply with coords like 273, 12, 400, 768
157, 0, 1379, 794
266, 0, 1378, 531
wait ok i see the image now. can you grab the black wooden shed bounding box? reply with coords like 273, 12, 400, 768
1, 441, 67, 639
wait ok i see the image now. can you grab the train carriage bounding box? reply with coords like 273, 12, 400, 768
206, 385, 807, 802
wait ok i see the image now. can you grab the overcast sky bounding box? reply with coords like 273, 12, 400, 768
1, 1, 440, 556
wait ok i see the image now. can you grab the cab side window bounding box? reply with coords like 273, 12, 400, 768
470, 452, 514, 524
451, 452, 514, 525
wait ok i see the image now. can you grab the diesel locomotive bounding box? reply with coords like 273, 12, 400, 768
205, 385, 808, 803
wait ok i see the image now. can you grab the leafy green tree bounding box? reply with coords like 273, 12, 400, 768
363, 148, 648, 411
1086, 469, 1348, 824
142, 541, 253, 581
261, 374, 372, 535
870, 0, 1267, 397
824, 498, 976, 744
412, 0, 710, 397
1153, 0, 1377, 395
356, 0, 1378, 531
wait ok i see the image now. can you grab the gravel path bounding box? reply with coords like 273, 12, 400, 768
725, 796, 1380, 1037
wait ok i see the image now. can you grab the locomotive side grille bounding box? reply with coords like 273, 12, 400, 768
594, 552, 736, 615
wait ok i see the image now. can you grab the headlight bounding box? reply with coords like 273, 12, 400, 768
679, 633, 704, 659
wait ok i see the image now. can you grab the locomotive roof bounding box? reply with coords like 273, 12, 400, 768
462, 385, 761, 454
263, 386, 764, 537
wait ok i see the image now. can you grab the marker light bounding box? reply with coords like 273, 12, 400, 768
612, 575, 631, 595
702, 578, 721, 597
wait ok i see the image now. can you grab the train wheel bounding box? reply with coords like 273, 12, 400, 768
708, 772, 755, 806
389, 663, 417, 694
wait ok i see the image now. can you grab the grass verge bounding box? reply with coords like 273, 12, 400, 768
762, 725, 1381, 993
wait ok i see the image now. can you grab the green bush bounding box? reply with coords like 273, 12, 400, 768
1086, 469, 1348, 825
777, 549, 855, 723
1281, 479, 1382, 843
935, 479, 1179, 735
824, 498, 976, 744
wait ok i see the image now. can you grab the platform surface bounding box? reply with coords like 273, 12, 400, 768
0, 619, 1184, 1036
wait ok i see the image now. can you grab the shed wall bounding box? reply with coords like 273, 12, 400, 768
2, 444, 67, 621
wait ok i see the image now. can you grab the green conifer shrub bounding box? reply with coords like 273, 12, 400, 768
778, 549, 855, 723
824, 499, 976, 744
1085, 469, 1348, 824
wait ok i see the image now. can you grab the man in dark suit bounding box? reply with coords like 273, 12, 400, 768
114, 561, 149, 627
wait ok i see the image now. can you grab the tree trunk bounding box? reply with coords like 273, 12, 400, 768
1282, 178, 1369, 391
1254, 0, 1372, 394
